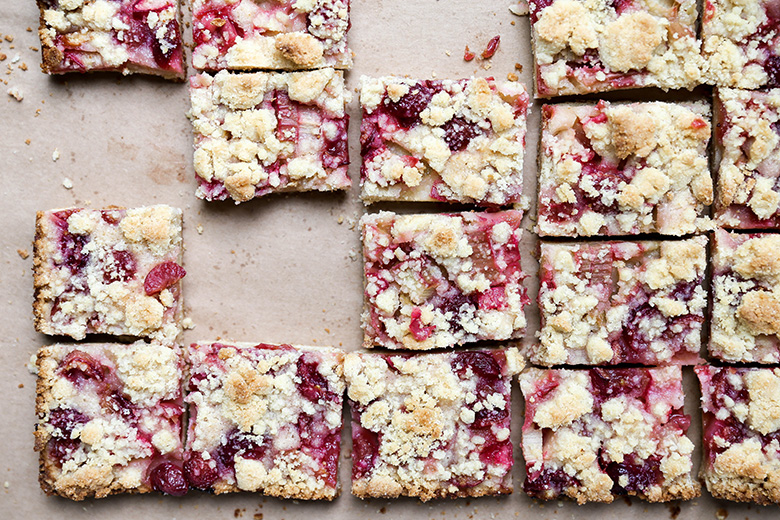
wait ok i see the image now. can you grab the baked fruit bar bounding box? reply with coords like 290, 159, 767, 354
33, 206, 185, 342
189, 69, 350, 203
529, 0, 702, 97
536, 236, 707, 366
696, 366, 780, 505
191, 0, 351, 71
36, 0, 184, 79
710, 229, 780, 363
519, 367, 699, 503
359, 76, 529, 206
702, 0, 780, 89
361, 210, 528, 350
345, 348, 524, 500
714, 88, 780, 228
35, 342, 185, 500
537, 100, 712, 237
182, 342, 345, 499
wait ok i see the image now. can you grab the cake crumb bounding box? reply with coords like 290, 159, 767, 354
52, 148, 60, 162
27, 353, 38, 374
509, 1, 529, 16
17, 248, 29, 259
3, 481, 8, 489
715, 509, 728, 520
514, 63, 523, 72
348, 248, 359, 261
445, 50, 451, 56
62, 178, 73, 189
507, 72, 518, 81
196, 224, 204, 234
10, 54, 20, 64
17, 383, 23, 389
4, 35, 13, 42
0, 54, 6, 62
19, 63, 27, 71
7, 86, 22, 101
24, 139, 30, 145
337, 215, 344, 224
182, 317, 195, 330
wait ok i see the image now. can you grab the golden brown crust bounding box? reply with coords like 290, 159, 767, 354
275, 32, 324, 67
703, 472, 780, 505
32, 211, 50, 335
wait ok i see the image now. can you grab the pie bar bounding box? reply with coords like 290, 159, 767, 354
519, 367, 699, 503
529, 0, 702, 97
536, 236, 707, 366
33, 205, 185, 342
189, 69, 351, 203
702, 0, 780, 89
710, 229, 780, 363
345, 348, 524, 500
359, 76, 529, 206
714, 88, 780, 228
537, 100, 712, 237
36, 0, 184, 79
183, 342, 345, 499
35, 342, 185, 500
361, 210, 528, 350
191, 0, 352, 71
696, 366, 780, 505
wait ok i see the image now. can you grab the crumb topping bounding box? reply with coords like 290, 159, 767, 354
538, 101, 712, 237
345, 349, 523, 500
189, 70, 351, 203
361, 210, 527, 350
359, 76, 529, 206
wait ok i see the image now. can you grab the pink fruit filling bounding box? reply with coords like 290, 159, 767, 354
144, 261, 186, 295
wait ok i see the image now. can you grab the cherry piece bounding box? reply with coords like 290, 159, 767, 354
150, 461, 188, 496
183, 452, 219, 490
144, 261, 186, 295
481, 36, 500, 59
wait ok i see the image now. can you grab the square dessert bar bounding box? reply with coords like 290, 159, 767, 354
183, 342, 345, 499
696, 366, 780, 505
359, 76, 529, 206
345, 349, 524, 500
189, 69, 350, 203
529, 0, 702, 97
361, 210, 528, 350
35, 342, 185, 500
37, 0, 184, 79
537, 100, 712, 237
710, 229, 780, 363
715, 88, 780, 228
191, 0, 352, 71
33, 206, 185, 342
702, 0, 780, 89
520, 367, 699, 504
536, 236, 707, 366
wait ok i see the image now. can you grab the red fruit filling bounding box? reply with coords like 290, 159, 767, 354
524, 467, 579, 497
481, 36, 500, 59
103, 249, 137, 283
149, 461, 188, 496
47, 407, 90, 465
322, 116, 350, 169
442, 116, 482, 152
383, 81, 441, 128
590, 368, 650, 403
215, 430, 268, 471
144, 261, 186, 295
297, 358, 338, 403
183, 452, 219, 489
193, 4, 244, 57
600, 453, 662, 494
59, 350, 109, 386
351, 409, 381, 480
409, 307, 435, 341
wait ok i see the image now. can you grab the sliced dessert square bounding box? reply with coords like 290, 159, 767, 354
696, 366, 780, 505
537, 100, 712, 237
361, 210, 528, 350
536, 236, 707, 366
33, 205, 185, 342
519, 367, 699, 504
345, 348, 524, 500
710, 229, 780, 363
35, 341, 185, 500
702, 0, 780, 89
191, 0, 352, 71
359, 76, 529, 206
529, 0, 702, 97
183, 342, 345, 500
189, 69, 351, 203
714, 88, 780, 228
36, 0, 184, 79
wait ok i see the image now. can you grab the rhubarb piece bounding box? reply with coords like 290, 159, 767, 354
359, 76, 528, 206
33, 206, 185, 342
191, 0, 351, 71
702, 0, 780, 89
360, 210, 528, 350
36, 0, 184, 79
696, 366, 780, 505
536, 236, 707, 366
345, 348, 524, 500
34, 342, 185, 500
714, 88, 780, 228
183, 342, 345, 499
519, 367, 699, 503
710, 229, 780, 363
537, 100, 712, 237
189, 69, 351, 203
529, 0, 702, 97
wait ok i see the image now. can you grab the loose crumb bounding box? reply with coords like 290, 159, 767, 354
10, 54, 20, 64
19, 63, 27, 71
481, 35, 500, 59
62, 178, 73, 189
4, 35, 13, 42
196, 224, 204, 234
182, 317, 195, 330
29, 46, 38, 52
445, 50, 451, 56
509, 1, 529, 16
514, 63, 523, 72
7, 87, 22, 101
507, 72, 518, 81
3, 482, 8, 489
464, 45, 475, 62
337, 215, 344, 224
16, 248, 29, 259
24, 139, 30, 145
52, 148, 60, 162
0, 54, 6, 62
17, 383, 23, 389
